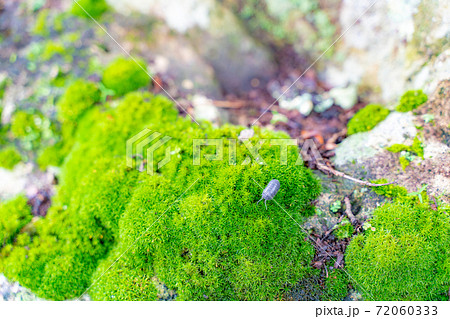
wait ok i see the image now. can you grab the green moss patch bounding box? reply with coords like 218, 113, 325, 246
10, 111, 41, 138
334, 221, 354, 240
57, 80, 100, 123
0, 196, 32, 246
396, 90, 428, 112
32, 9, 50, 37
386, 136, 424, 170
320, 269, 350, 301
102, 57, 150, 96
0, 146, 22, 170
346, 199, 450, 300
71, 0, 109, 20
0, 89, 321, 300
347, 104, 390, 135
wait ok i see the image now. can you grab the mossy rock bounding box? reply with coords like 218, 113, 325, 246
102, 57, 151, 96
0, 89, 321, 300
346, 200, 450, 300
347, 104, 390, 135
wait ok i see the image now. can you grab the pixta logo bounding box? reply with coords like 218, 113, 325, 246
126, 129, 172, 175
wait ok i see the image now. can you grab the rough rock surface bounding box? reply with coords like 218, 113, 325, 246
332, 80, 450, 203
324, 0, 450, 104
0, 274, 40, 301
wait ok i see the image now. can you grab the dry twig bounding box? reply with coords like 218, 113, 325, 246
344, 197, 357, 225
316, 162, 395, 187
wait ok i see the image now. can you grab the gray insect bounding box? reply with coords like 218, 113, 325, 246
257, 179, 280, 209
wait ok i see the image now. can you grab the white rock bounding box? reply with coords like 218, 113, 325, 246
192, 94, 219, 122
333, 112, 417, 166
238, 128, 255, 141
329, 85, 358, 110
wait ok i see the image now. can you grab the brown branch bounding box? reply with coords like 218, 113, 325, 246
212, 100, 249, 108
316, 162, 395, 187
344, 197, 357, 225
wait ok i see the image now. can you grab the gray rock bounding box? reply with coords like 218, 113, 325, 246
333, 112, 417, 166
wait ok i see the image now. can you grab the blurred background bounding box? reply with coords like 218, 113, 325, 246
0, 0, 449, 301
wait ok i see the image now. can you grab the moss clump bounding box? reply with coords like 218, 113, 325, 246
334, 222, 354, 240
386, 137, 424, 159
0, 107, 9, 146
386, 136, 424, 170
371, 179, 408, 199
346, 199, 450, 300
71, 0, 109, 19
36, 142, 66, 170
0, 196, 32, 246
41, 41, 73, 62
347, 104, 390, 135
0, 90, 321, 300
32, 9, 50, 37
0, 76, 11, 100
57, 80, 100, 123
10, 111, 42, 138
0, 146, 22, 170
396, 90, 428, 112
102, 57, 150, 96
321, 269, 350, 301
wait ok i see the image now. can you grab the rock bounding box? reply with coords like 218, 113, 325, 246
192, 94, 227, 124
238, 128, 254, 141
108, 0, 211, 33
332, 81, 450, 203
0, 274, 40, 301
279, 93, 314, 116
328, 85, 358, 110
323, 0, 450, 104
333, 112, 417, 166
108, 0, 277, 97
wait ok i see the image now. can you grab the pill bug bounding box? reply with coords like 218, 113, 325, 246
256, 179, 280, 209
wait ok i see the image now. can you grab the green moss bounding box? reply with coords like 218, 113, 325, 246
32, 9, 50, 37
0, 196, 32, 246
10, 111, 41, 138
53, 13, 67, 33
71, 0, 109, 19
42, 41, 72, 62
371, 179, 408, 199
37, 142, 66, 170
346, 200, 450, 300
0, 76, 11, 99
386, 143, 409, 153
399, 155, 410, 170
347, 104, 390, 135
0, 87, 322, 300
0, 146, 22, 170
0, 108, 9, 146
320, 269, 350, 301
396, 90, 428, 112
57, 80, 100, 122
334, 221, 354, 240
386, 136, 424, 170
102, 57, 150, 96
386, 137, 424, 159
411, 136, 424, 159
